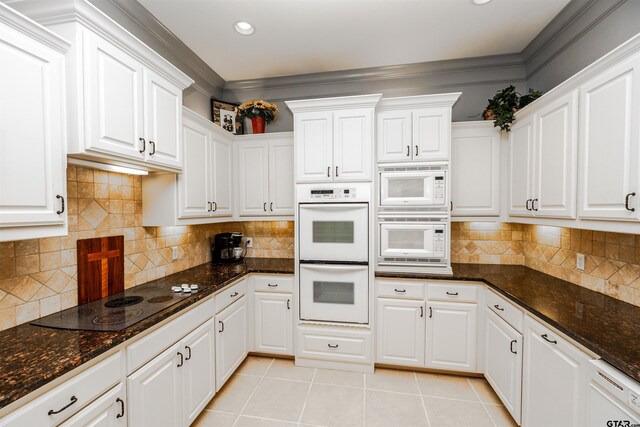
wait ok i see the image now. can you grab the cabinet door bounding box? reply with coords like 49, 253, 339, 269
211, 136, 233, 216
508, 113, 534, 216
215, 296, 248, 390
127, 342, 182, 427
83, 31, 144, 160
377, 111, 413, 162
451, 123, 501, 216
426, 302, 477, 372
182, 319, 216, 426
522, 316, 590, 427
238, 142, 269, 216
376, 298, 425, 367
333, 109, 373, 181
143, 68, 182, 169
533, 91, 578, 218
295, 111, 333, 182
60, 384, 126, 427
413, 108, 450, 161
579, 55, 640, 221
178, 116, 211, 219
0, 20, 66, 230
268, 138, 294, 215
484, 310, 522, 425
254, 292, 293, 355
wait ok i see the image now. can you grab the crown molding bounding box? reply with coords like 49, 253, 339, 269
0, 2, 70, 53
286, 93, 382, 113
377, 93, 461, 111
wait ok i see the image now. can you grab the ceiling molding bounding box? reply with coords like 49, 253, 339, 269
88, 0, 224, 97
522, 0, 628, 81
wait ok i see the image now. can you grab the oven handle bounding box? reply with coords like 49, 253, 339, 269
300, 204, 368, 211
299, 263, 369, 272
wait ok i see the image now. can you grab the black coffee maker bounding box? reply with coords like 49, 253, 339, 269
212, 232, 245, 263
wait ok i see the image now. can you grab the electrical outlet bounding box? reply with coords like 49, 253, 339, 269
172, 247, 179, 261
245, 237, 253, 248
576, 253, 585, 271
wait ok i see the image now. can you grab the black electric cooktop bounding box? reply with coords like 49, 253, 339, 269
31, 280, 199, 332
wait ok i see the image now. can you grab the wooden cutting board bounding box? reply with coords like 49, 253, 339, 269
77, 236, 124, 304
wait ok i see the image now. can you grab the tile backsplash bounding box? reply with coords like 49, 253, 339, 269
452, 222, 640, 307
0, 167, 293, 331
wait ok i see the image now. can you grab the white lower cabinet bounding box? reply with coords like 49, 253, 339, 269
59, 384, 126, 427
181, 319, 216, 426
484, 309, 523, 425
425, 301, 477, 372
376, 298, 425, 367
254, 292, 293, 355
522, 315, 592, 427
215, 295, 249, 390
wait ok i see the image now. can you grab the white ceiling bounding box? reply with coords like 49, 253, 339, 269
138, 0, 571, 81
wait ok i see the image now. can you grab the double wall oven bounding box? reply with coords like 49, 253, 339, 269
298, 184, 370, 324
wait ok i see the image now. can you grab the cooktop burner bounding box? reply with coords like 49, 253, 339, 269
31, 282, 199, 332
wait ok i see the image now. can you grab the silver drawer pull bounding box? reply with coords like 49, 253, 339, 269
394, 288, 406, 293
268, 284, 278, 287
327, 344, 339, 349
446, 291, 459, 296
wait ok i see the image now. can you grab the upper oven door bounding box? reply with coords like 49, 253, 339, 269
379, 222, 446, 258
299, 203, 368, 262
379, 171, 446, 207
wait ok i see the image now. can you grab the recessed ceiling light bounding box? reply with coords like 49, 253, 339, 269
472, 0, 493, 4
234, 21, 254, 35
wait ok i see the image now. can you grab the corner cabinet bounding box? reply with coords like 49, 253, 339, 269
0, 4, 70, 242
451, 122, 501, 217
237, 134, 294, 216
286, 94, 381, 183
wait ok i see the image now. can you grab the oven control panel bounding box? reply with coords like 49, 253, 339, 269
434, 228, 446, 256
309, 188, 357, 199
434, 174, 446, 204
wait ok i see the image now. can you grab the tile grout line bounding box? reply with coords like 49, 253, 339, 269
297, 367, 317, 424
415, 371, 432, 427
467, 377, 499, 427
232, 357, 276, 427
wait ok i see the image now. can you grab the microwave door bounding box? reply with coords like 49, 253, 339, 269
379, 223, 444, 258
380, 172, 436, 206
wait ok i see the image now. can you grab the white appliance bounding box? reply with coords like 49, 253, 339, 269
297, 184, 371, 324
587, 360, 640, 426
377, 216, 449, 268
378, 164, 447, 213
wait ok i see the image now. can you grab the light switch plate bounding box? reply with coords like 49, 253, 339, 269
576, 253, 585, 271
172, 247, 179, 261
245, 237, 253, 248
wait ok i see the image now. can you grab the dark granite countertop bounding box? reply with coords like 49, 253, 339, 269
0, 258, 293, 411
377, 263, 640, 383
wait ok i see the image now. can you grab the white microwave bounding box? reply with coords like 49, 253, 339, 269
379, 167, 447, 210
378, 217, 448, 266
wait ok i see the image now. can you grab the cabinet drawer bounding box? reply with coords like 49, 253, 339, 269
377, 279, 425, 299
427, 282, 478, 303
486, 289, 523, 333
127, 297, 215, 374
253, 275, 293, 293
297, 327, 372, 364
215, 279, 248, 314
1, 352, 122, 427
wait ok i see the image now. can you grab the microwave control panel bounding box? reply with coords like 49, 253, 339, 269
309, 188, 357, 199
434, 228, 446, 256
434, 174, 446, 204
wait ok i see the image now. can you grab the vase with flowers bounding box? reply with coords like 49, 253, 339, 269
236, 99, 280, 134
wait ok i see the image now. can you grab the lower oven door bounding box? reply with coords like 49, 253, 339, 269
299, 263, 369, 324
379, 221, 446, 259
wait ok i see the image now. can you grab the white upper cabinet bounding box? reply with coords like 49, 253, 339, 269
508, 112, 535, 217
287, 94, 381, 182
211, 136, 233, 216
578, 54, 640, 221
237, 134, 294, 217
376, 94, 460, 163
178, 113, 211, 219
0, 3, 69, 242
451, 122, 501, 217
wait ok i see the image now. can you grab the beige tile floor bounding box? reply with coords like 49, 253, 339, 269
193, 356, 518, 427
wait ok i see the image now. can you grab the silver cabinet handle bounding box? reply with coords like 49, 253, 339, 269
219, 321, 224, 333
327, 166, 330, 177
415, 145, 418, 156
263, 202, 267, 212
420, 306, 424, 317
116, 398, 125, 418
139, 138, 146, 153
406, 146, 410, 157
207, 202, 213, 212
287, 299, 291, 310
185, 345, 192, 360
149, 141, 156, 155
335, 166, 339, 177
177, 351, 184, 367
270, 202, 273, 211
532, 198, 539, 211
626, 192, 636, 212
56, 195, 65, 214
526, 199, 532, 211
429, 307, 433, 318
510, 339, 517, 354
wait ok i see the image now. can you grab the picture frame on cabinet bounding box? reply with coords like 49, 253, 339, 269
211, 99, 244, 135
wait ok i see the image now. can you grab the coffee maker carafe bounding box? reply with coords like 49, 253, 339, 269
212, 232, 245, 263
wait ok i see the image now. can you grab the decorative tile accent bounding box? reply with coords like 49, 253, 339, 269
0, 167, 294, 331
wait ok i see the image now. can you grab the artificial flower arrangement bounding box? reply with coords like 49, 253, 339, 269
236, 99, 280, 123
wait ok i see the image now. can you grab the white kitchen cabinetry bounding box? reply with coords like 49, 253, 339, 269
451, 122, 501, 217
287, 94, 381, 182
425, 301, 477, 372
181, 319, 216, 426
59, 384, 126, 427
484, 309, 523, 425
237, 134, 294, 216
376, 94, 461, 162
522, 315, 592, 427
0, 4, 69, 242
215, 295, 249, 390
376, 298, 425, 367
254, 292, 293, 355
578, 54, 640, 221
509, 91, 578, 219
